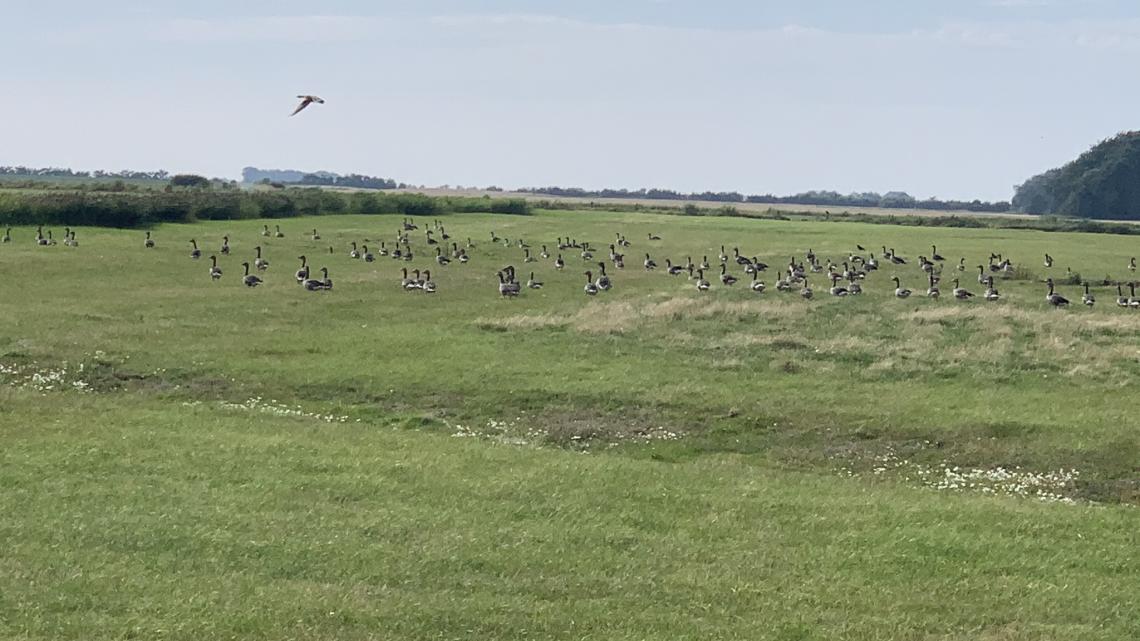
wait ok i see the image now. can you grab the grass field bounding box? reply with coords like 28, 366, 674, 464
1, 211, 1138, 640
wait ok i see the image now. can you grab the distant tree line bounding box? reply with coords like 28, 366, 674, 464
0, 189, 530, 228
1013, 131, 1140, 220
241, 167, 403, 190
0, 166, 170, 180
521, 186, 1012, 213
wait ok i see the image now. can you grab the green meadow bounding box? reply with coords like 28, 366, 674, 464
1, 211, 1137, 640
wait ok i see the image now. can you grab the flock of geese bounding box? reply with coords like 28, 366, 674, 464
6, 221, 1140, 309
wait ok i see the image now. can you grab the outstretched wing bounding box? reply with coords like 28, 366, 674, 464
290, 97, 313, 116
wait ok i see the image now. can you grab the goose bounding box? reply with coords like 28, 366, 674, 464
274, 225, 284, 238
583, 271, 600, 296
719, 246, 728, 263
440, 227, 450, 241
892, 277, 911, 299
733, 248, 752, 266
458, 250, 469, 264
302, 273, 324, 291
144, 231, 155, 248
931, 245, 945, 262
1, 227, 10, 243
957, 257, 966, 272
349, 242, 360, 259
400, 268, 416, 289
295, 256, 310, 282
644, 253, 657, 270
696, 269, 711, 292
1045, 279, 1069, 307
648, 233, 662, 241
800, 277, 814, 300
580, 247, 594, 260
886, 248, 905, 265
209, 255, 223, 280
523, 248, 535, 263
977, 265, 988, 285
865, 253, 879, 271
189, 239, 201, 259
554, 254, 565, 270
527, 272, 543, 289
254, 246, 269, 271
828, 274, 849, 297
596, 263, 613, 290
1043, 253, 1054, 268
750, 271, 765, 293
666, 259, 685, 276
402, 245, 414, 261
63, 228, 73, 246
540, 245, 550, 259
404, 218, 418, 231
43, 230, 56, 246
806, 248, 816, 263
775, 270, 793, 292
311, 229, 321, 241
1129, 283, 1140, 309
700, 256, 710, 271
983, 276, 1000, 302
1130, 257, 1137, 273
720, 264, 738, 286
66, 231, 78, 247
919, 257, 934, 274
379, 242, 390, 257
1082, 282, 1095, 307
220, 235, 231, 255
421, 270, 436, 293
241, 262, 262, 287
927, 272, 940, 299
426, 230, 438, 246
496, 271, 519, 298
952, 278, 973, 300
363, 245, 376, 262
319, 267, 333, 290
261, 224, 271, 237
411, 269, 425, 289
1117, 284, 1130, 308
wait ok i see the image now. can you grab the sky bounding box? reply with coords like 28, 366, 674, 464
3, 1, 1139, 201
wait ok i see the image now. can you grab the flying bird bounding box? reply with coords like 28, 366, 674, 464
290, 95, 325, 116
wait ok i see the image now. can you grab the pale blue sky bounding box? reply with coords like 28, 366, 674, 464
4, 1, 1138, 200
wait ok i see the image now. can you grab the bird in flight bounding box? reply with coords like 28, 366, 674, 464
290, 95, 325, 116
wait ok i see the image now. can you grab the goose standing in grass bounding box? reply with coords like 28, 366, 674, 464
983, 276, 1000, 302
349, 242, 360, 259
295, 256, 310, 282
63, 228, 73, 246
595, 263, 613, 291
800, 277, 814, 300
1116, 284, 1129, 308
957, 257, 965, 272
540, 245, 550, 260
700, 256, 710, 271
750, 271, 765, 293
435, 247, 449, 266
496, 271, 519, 298
1044, 253, 1054, 268
888, 248, 906, 265
319, 267, 333, 290
1130, 257, 1137, 273
554, 254, 565, 270
527, 272, 543, 289
41, 230, 55, 246
696, 269, 711, 292
666, 259, 685, 275
1, 227, 10, 243
189, 239, 201, 259
144, 231, 155, 248
67, 230, 78, 247
931, 245, 945, 262
262, 224, 271, 237
363, 245, 375, 262
1045, 278, 1069, 307
379, 242, 390, 257
220, 235, 231, 255
977, 265, 988, 285
422, 270, 436, 293
275, 225, 284, 238
648, 232, 662, 241
720, 264, 738, 286
241, 262, 262, 287
927, 272, 940, 299
890, 277, 909, 299
209, 255, 223, 280
254, 246, 269, 271
523, 248, 535, 263
311, 229, 321, 241
644, 253, 657, 270
1082, 282, 1095, 307
952, 278, 973, 300
828, 274, 849, 297
1130, 283, 1140, 309
583, 271, 600, 296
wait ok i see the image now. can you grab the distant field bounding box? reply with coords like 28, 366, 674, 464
2, 210, 1138, 640
392, 187, 1043, 219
